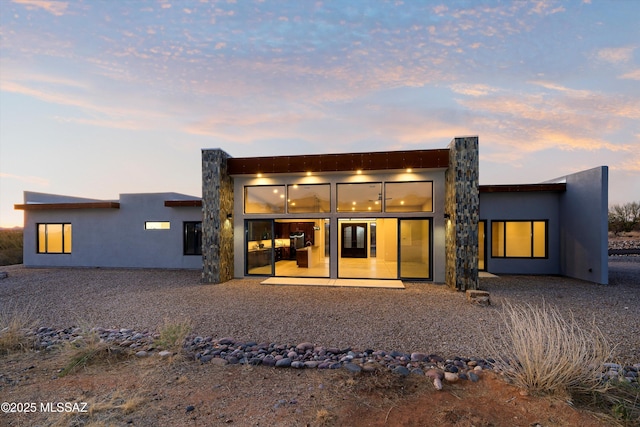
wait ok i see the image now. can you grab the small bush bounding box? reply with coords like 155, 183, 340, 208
0, 228, 23, 266
489, 302, 611, 396
0, 304, 36, 354
59, 327, 128, 377
154, 318, 192, 351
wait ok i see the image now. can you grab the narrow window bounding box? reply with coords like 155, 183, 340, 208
184, 222, 202, 255
145, 221, 170, 230
37, 223, 72, 254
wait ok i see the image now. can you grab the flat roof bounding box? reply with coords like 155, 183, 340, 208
479, 183, 567, 193
14, 202, 121, 210
226, 149, 450, 175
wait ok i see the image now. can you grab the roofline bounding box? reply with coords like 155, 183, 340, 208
479, 183, 567, 193
14, 202, 121, 211
226, 148, 450, 175
164, 200, 203, 207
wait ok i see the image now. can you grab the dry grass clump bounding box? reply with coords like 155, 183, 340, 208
489, 301, 611, 397
153, 318, 192, 351
59, 327, 129, 377
0, 304, 36, 354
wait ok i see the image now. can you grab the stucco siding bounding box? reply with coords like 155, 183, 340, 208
479, 191, 561, 275
22, 192, 202, 269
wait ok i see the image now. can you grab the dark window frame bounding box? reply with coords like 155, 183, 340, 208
183, 221, 202, 256
37, 223, 72, 254
490, 219, 548, 259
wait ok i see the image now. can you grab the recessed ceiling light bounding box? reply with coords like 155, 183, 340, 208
257, 173, 263, 178
306, 171, 312, 176
356, 170, 362, 175
406, 168, 413, 173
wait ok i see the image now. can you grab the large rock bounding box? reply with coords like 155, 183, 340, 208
466, 290, 490, 306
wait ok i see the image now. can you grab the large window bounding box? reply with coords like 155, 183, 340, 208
287, 184, 330, 213
37, 223, 72, 254
491, 220, 547, 258
385, 182, 433, 212
245, 185, 286, 214
337, 183, 382, 213
184, 222, 202, 255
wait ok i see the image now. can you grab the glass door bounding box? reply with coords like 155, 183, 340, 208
398, 219, 431, 279
245, 220, 274, 275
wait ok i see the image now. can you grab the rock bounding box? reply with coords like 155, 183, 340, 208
344, 363, 362, 374
218, 337, 235, 345
433, 377, 443, 390
186, 405, 195, 413
0, 272, 8, 279
291, 361, 305, 369
411, 352, 427, 362
393, 366, 410, 376
200, 355, 213, 363
425, 368, 444, 380
210, 357, 228, 366
444, 372, 459, 382
466, 290, 490, 306
135, 350, 148, 358
158, 350, 172, 358
468, 372, 480, 382
275, 358, 292, 368
296, 342, 314, 352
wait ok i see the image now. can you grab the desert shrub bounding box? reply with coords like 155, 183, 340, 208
59, 327, 128, 377
489, 302, 611, 396
0, 228, 23, 266
0, 304, 36, 354
154, 318, 192, 351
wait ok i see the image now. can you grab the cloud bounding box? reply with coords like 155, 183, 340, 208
0, 172, 50, 187
450, 84, 499, 97
620, 69, 640, 80
596, 46, 636, 64
12, 0, 68, 16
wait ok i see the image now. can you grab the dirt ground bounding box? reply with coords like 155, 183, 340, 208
1, 347, 616, 427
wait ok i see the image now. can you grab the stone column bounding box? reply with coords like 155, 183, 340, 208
201, 149, 234, 283
445, 136, 479, 291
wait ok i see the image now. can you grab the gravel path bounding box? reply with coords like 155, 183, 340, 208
1, 257, 639, 364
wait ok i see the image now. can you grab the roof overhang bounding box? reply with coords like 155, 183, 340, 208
479, 183, 567, 193
164, 200, 203, 207
14, 202, 120, 210
227, 149, 450, 175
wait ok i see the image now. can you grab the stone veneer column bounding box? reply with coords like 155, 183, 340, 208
201, 149, 234, 284
445, 137, 479, 291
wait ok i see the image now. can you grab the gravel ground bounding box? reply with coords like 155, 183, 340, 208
1, 257, 639, 365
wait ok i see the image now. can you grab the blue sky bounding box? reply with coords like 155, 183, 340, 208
1, 0, 639, 227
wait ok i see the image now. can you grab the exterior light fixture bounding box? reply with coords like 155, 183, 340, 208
257, 173, 263, 178
356, 170, 362, 175
406, 168, 413, 173
306, 171, 312, 176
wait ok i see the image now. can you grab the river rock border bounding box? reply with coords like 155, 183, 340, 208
29, 327, 640, 389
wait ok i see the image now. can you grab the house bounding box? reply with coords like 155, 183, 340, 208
16, 137, 609, 289
15, 192, 203, 269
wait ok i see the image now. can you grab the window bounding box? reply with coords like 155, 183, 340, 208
245, 186, 286, 214
184, 222, 202, 255
145, 221, 170, 230
491, 220, 547, 258
287, 184, 330, 213
337, 183, 382, 212
37, 223, 72, 254
385, 182, 433, 212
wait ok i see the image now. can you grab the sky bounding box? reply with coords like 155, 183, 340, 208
1, 0, 639, 228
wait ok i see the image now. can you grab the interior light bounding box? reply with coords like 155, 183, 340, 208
291, 202, 296, 206
292, 184, 298, 189
280, 194, 284, 198
351, 207, 355, 210
352, 201, 356, 205
375, 201, 379, 205
273, 189, 278, 193
368, 207, 371, 210
400, 200, 405, 205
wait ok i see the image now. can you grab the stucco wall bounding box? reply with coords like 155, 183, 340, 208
559, 166, 609, 284
22, 192, 202, 269
479, 191, 561, 275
